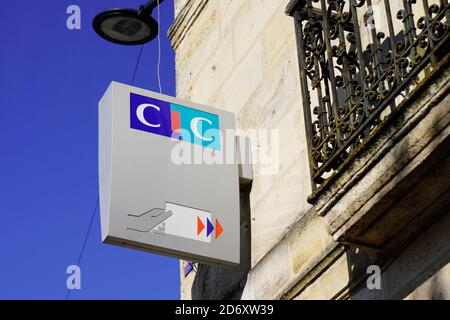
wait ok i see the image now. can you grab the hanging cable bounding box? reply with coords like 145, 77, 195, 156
65, 196, 99, 300
131, 44, 144, 85
156, 0, 162, 93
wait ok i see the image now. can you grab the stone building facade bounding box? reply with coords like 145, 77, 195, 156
168, 0, 450, 299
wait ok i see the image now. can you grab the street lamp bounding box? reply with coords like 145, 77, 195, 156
93, 0, 164, 45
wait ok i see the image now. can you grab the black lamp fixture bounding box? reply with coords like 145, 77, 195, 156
93, 0, 164, 45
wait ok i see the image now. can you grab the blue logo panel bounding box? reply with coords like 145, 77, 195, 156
130, 93, 221, 150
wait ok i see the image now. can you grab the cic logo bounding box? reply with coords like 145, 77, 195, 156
130, 93, 221, 150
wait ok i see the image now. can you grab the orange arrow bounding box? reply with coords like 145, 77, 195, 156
215, 219, 223, 239
197, 216, 205, 235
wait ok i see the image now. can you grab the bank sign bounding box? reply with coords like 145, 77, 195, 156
99, 82, 240, 266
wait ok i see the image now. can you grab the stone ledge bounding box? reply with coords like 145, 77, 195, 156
282, 243, 345, 300
168, 0, 209, 50
241, 207, 344, 299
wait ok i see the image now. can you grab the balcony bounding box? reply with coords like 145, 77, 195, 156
287, 0, 450, 253
287, 0, 449, 194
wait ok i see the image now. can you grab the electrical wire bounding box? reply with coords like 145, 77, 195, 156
65, 196, 99, 300
131, 44, 144, 85
156, 0, 162, 93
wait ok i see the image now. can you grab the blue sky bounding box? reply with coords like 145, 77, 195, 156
0, 1, 179, 299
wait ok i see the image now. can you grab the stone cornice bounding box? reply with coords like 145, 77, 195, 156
168, 0, 209, 50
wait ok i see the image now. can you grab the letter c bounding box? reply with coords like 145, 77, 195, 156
136, 103, 161, 128
191, 117, 214, 141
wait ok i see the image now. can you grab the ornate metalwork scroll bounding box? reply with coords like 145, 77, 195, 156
288, 0, 449, 197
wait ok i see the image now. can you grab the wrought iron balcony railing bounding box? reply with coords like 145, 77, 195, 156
287, 0, 449, 200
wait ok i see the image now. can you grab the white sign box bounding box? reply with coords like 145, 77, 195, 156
98, 82, 240, 266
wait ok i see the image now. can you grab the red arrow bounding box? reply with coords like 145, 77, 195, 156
215, 219, 223, 239
197, 216, 205, 235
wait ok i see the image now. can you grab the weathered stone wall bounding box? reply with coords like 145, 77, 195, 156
171, 0, 450, 300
